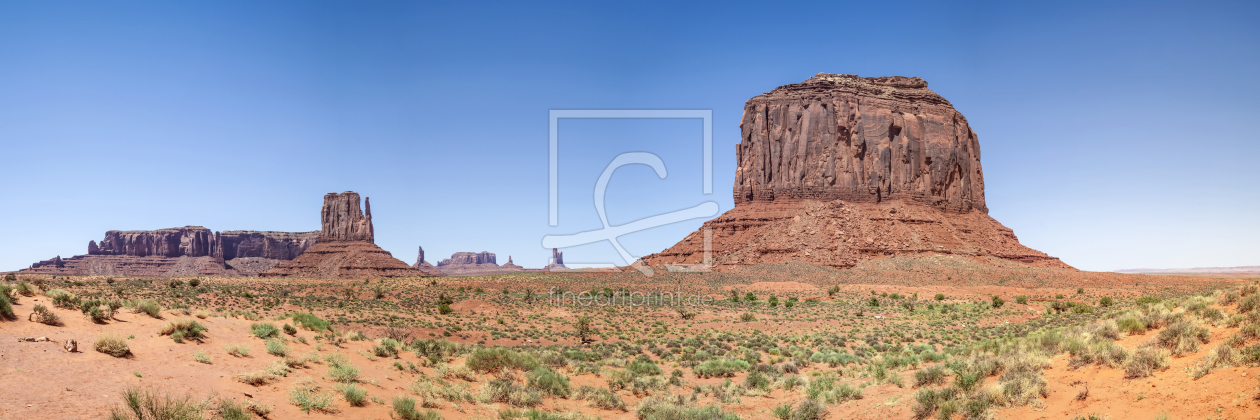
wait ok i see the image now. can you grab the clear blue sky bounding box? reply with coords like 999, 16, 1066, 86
1, 1, 1257, 272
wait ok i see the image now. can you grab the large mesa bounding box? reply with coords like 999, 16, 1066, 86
639, 73, 1070, 271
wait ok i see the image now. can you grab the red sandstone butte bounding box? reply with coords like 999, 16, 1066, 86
639, 73, 1071, 271
260, 192, 431, 278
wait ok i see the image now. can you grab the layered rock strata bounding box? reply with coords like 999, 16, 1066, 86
260, 192, 430, 278
639, 73, 1070, 271
20, 228, 318, 277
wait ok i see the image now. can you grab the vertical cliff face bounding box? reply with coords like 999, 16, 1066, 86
734, 73, 986, 214
91, 226, 216, 257
320, 192, 374, 243
639, 73, 1070, 271
213, 231, 319, 260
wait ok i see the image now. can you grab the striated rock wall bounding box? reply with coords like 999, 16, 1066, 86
734, 73, 985, 213
320, 192, 374, 243
92, 226, 216, 257
214, 231, 319, 260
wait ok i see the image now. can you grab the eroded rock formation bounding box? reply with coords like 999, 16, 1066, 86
639, 73, 1070, 271
261, 192, 430, 278
412, 246, 446, 277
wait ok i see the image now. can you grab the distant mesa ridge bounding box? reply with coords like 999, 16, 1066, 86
435, 251, 527, 276
639, 73, 1071, 271
1115, 266, 1260, 274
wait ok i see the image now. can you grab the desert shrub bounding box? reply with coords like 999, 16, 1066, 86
740, 312, 755, 322
0, 292, 12, 320
16, 281, 38, 296
1116, 315, 1147, 335
466, 347, 540, 373
914, 364, 948, 387
95, 334, 131, 358
1125, 347, 1170, 378
1190, 344, 1239, 379
291, 312, 332, 332
225, 344, 250, 357
216, 399, 248, 420
572, 385, 626, 410
131, 299, 161, 318
251, 323, 280, 339
392, 396, 443, 420
743, 369, 770, 391
526, 367, 571, 398
912, 387, 955, 419
437, 303, 453, 315
159, 319, 207, 343
283, 323, 297, 335
1099, 296, 1114, 307
998, 351, 1049, 406
991, 295, 1005, 309
289, 385, 335, 414
1087, 320, 1121, 341
374, 338, 402, 358
411, 338, 466, 364
107, 387, 204, 420
694, 358, 750, 378
48, 289, 80, 309
265, 338, 289, 356
336, 383, 368, 406
194, 351, 212, 364
480, 377, 542, 407
1015, 295, 1028, 305
636, 395, 740, 420
28, 304, 61, 325
627, 360, 663, 376
1240, 295, 1260, 314
1156, 319, 1211, 355
328, 360, 361, 383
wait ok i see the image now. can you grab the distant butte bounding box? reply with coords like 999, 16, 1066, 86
260, 192, 432, 278
639, 73, 1071, 271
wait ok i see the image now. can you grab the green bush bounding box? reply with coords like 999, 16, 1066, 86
336, 383, 367, 407
465, 347, 540, 373
913, 365, 948, 387
251, 323, 280, 339
525, 367, 571, 398
288, 386, 335, 414
1015, 295, 1028, 305
265, 338, 289, 356
1099, 296, 1114, 307
291, 312, 332, 332
740, 312, 755, 322
437, 304, 453, 315
283, 324, 297, 335
573, 385, 626, 410
107, 387, 204, 420
159, 319, 207, 343
392, 396, 442, 420
134, 300, 162, 318
991, 296, 1005, 309
0, 293, 13, 320
694, 358, 750, 378
1117, 315, 1147, 335
328, 360, 360, 383
1156, 319, 1210, 355
636, 396, 740, 420
935, 294, 945, 301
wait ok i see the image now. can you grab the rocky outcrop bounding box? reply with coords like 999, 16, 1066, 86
213, 231, 319, 260
545, 248, 567, 270
261, 192, 431, 278
639, 74, 1070, 271
321, 192, 374, 242
734, 73, 985, 213
412, 246, 446, 277
501, 256, 523, 270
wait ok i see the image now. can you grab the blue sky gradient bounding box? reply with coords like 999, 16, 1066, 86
1, 1, 1257, 271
